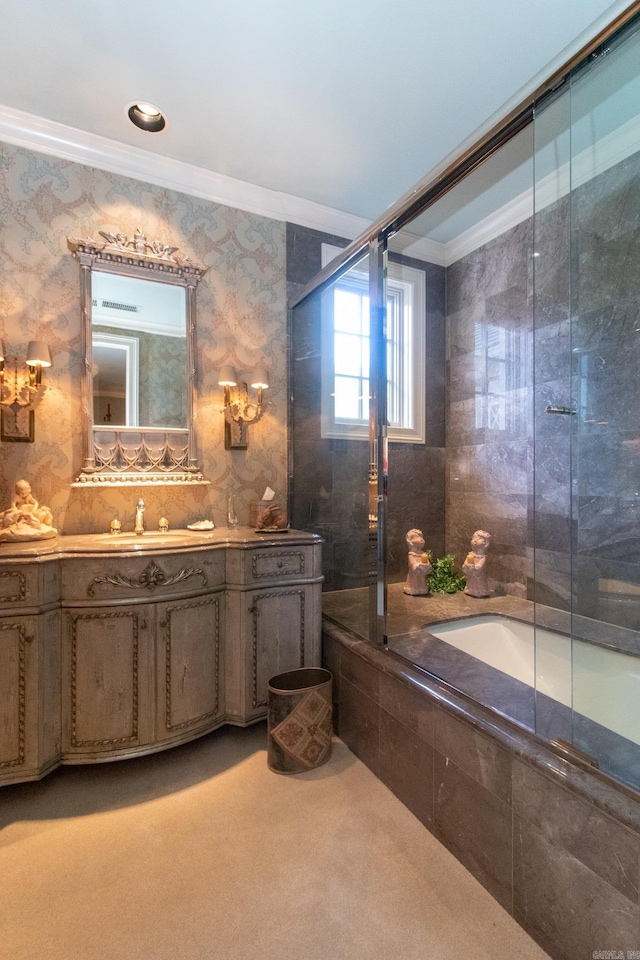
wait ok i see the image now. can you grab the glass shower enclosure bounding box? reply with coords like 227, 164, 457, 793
290, 10, 640, 795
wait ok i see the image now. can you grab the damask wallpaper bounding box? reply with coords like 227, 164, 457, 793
0, 143, 287, 533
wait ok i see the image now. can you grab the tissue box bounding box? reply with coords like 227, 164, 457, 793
250, 500, 286, 530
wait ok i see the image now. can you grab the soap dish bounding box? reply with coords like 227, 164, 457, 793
187, 520, 215, 531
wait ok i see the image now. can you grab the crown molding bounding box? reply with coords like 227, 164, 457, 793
445, 114, 640, 265
388, 232, 447, 266
317, 113, 640, 269
0, 103, 373, 240
3, 101, 639, 271
444, 191, 533, 264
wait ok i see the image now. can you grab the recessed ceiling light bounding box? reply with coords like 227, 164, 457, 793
127, 101, 166, 133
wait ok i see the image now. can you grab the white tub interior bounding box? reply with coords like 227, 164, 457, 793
427, 615, 640, 745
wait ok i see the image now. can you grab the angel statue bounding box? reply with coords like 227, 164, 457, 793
462, 530, 492, 598
404, 529, 432, 596
0, 480, 57, 543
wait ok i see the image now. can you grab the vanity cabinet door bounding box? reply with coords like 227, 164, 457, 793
155, 593, 224, 742
241, 584, 321, 722
0, 616, 40, 778
62, 605, 153, 759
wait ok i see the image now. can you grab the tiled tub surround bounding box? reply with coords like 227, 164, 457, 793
323, 620, 640, 960
323, 584, 640, 791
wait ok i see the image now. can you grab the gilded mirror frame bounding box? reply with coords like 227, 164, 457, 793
68, 230, 208, 486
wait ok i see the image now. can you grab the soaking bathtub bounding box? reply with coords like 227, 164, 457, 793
425, 614, 640, 747
385, 610, 640, 787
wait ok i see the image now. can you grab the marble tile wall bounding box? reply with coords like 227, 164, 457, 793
570, 151, 640, 633
529, 151, 640, 634
446, 148, 640, 627
288, 224, 446, 590
290, 151, 640, 617
0, 142, 288, 532
324, 620, 640, 960
445, 218, 534, 599
387, 258, 446, 581
532, 192, 573, 611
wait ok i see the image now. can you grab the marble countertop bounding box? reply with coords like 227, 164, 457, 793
322, 583, 537, 640
322, 581, 640, 658
0, 526, 322, 559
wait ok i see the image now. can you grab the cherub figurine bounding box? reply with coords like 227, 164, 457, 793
0, 480, 57, 542
462, 530, 491, 598
404, 529, 433, 596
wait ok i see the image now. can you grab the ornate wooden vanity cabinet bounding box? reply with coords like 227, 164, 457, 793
0, 529, 322, 785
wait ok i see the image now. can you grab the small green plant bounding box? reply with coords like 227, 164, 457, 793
426, 552, 466, 594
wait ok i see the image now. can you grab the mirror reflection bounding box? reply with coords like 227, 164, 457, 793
92, 271, 187, 429
68, 229, 207, 485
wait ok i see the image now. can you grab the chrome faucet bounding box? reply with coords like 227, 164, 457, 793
134, 498, 145, 535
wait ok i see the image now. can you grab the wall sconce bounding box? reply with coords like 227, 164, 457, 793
218, 365, 269, 450
0, 341, 53, 442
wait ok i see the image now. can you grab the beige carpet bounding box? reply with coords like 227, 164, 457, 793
0, 724, 549, 960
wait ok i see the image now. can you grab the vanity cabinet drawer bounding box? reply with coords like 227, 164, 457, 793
227, 545, 320, 586
61, 550, 225, 603
0, 561, 59, 610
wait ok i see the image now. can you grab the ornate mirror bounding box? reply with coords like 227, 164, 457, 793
68, 230, 208, 485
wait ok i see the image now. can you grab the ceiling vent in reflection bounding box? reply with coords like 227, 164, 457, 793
92, 298, 140, 313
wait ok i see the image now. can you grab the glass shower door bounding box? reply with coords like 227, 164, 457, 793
568, 21, 640, 790
290, 251, 375, 639
534, 17, 640, 790
532, 82, 573, 745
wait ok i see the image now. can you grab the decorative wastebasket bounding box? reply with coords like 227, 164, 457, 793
267, 667, 333, 774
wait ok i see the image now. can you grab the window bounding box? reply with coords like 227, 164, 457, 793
320, 244, 426, 442
473, 321, 529, 433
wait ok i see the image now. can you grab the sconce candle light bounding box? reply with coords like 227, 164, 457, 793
25, 341, 52, 387
0, 341, 52, 442
218, 365, 269, 449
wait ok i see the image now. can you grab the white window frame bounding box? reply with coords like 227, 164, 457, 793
320, 243, 426, 443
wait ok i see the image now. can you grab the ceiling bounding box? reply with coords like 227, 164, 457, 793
0, 0, 632, 229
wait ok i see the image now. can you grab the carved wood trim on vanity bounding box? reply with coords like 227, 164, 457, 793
0, 570, 26, 604
251, 551, 305, 579
0, 530, 322, 784
0, 621, 30, 769
70, 609, 140, 748
87, 559, 208, 597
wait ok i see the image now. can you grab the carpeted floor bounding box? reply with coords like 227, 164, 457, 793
0, 724, 549, 960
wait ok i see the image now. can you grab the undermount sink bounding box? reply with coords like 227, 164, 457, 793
54, 528, 222, 554
92, 531, 188, 544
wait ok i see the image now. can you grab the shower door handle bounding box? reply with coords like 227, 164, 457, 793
545, 405, 575, 415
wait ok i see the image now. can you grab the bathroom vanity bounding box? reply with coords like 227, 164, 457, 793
0, 528, 322, 785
